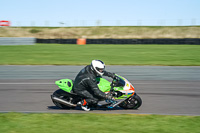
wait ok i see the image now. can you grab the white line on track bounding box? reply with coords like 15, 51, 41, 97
0, 82, 164, 85
0, 83, 55, 85
0, 82, 194, 85
0, 111, 199, 116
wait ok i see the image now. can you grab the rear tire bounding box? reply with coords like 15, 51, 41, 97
52, 89, 75, 109
119, 94, 142, 109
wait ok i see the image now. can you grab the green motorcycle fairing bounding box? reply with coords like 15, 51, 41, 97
55, 76, 132, 99
55, 79, 73, 93
55, 78, 112, 93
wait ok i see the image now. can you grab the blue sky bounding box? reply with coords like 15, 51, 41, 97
1, 0, 200, 26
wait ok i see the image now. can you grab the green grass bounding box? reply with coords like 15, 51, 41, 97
0, 113, 200, 133
0, 44, 200, 65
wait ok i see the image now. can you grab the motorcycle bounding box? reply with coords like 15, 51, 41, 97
51, 74, 142, 110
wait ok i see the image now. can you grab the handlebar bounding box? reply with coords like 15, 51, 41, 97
109, 76, 124, 96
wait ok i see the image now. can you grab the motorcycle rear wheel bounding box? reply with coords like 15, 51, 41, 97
119, 94, 142, 109
52, 89, 75, 109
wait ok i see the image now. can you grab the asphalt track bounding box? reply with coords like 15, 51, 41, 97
0, 65, 200, 115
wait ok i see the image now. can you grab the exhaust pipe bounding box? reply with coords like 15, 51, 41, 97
51, 95, 77, 107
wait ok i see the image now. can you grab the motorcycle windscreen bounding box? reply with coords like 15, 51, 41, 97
113, 77, 126, 87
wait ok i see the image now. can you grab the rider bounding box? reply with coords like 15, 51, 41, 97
72, 60, 116, 111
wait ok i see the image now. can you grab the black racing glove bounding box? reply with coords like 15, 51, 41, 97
104, 71, 115, 78
113, 75, 120, 81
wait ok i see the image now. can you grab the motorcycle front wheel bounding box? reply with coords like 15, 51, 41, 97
119, 94, 142, 109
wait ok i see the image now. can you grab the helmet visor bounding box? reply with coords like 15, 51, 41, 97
96, 67, 104, 73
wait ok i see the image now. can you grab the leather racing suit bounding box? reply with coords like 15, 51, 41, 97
72, 65, 115, 106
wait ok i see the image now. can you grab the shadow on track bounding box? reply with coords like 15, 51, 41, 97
47, 106, 127, 111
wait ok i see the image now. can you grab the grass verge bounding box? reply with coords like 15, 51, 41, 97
0, 113, 200, 133
0, 44, 200, 65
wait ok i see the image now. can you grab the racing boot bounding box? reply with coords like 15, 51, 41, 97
81, 99, 90, 111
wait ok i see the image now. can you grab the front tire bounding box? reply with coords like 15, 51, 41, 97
119, 94, 142, 109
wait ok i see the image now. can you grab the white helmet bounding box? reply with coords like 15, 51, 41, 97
91, 60, 105, 76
